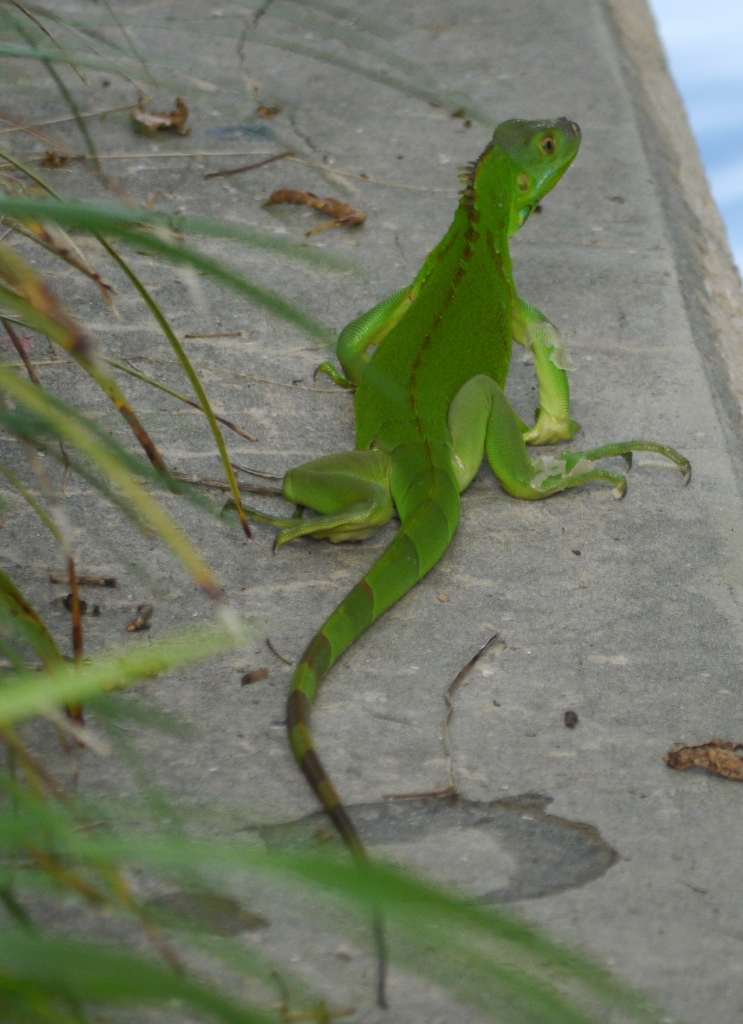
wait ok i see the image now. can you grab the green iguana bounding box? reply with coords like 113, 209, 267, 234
245, 117, 689, 994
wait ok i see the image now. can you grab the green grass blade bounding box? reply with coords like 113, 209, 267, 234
0, 195, 340, 344
0, 568, 64, 670
0, 617, 248, 725
100, 239, 252, 536
0, 929, 276, 1024
0, 463, 61, 543
0, 194, 353, 270
0, 368, 222, 596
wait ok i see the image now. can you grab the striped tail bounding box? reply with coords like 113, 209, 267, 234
286, 486, 459, 860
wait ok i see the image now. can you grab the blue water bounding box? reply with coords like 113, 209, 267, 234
648, 0, 743, 270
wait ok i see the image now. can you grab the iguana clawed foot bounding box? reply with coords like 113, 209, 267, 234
314, 361, 354, 389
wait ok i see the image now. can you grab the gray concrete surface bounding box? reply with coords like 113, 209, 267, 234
4, 0, 743, 1020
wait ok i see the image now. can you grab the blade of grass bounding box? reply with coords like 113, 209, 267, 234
0, 618, 248, 724
8, 14, 101, 175
0, 462, 84, 698
0, 191, 352, 270
101, 240, 253, 538
0, 568, 64, 671
0, 192, 341, 345
2, 315, 39, 384
6, 0, 88, 84
104, 357, 258, 442
285, 0, 400, 39
0, 821, 665, 1024
96, 0, 154, 85
123, 12, 490, 125
0, 398, 223, 524
0, 269, 169, 472
0, 929, 276, 1024
0, 368, 221, 597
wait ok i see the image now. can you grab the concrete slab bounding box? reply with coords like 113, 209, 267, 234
4, 0, 743, 1020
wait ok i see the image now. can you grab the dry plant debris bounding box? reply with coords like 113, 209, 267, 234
126, 603, 154, 632
664, 739, 743, 781
263, 189, 365, 235
131, 97, 190, 136
41, 149, 72, 168
49, 572, 117, 587
203, 150, 292, 180
241, 667, 269, 685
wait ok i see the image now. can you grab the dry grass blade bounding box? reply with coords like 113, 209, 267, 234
0, 252, 168, 472
9, 214, 116, 309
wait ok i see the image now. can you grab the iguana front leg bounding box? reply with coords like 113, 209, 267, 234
316, 286, 413, 388
512, 296, 580, 445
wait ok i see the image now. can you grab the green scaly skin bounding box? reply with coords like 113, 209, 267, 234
244, 119, 691, 1004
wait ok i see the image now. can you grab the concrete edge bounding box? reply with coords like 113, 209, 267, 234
604, 0, 743, 449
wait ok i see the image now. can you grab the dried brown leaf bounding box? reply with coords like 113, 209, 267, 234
131, 97, 190, 136
263, 188, 365, 235
664, 738, 743, 781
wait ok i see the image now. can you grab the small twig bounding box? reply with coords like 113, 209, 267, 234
203, 149, 293, 179
106, 357, 258, 442
173, 473, 284, 498
2, 358, 69, 368
2, 317, 40, 385
111, 355, 345, 395
384, 786, 455, 800
232, 462, 283, 481
266, 637, 294, 665
49, 572, 117, 587
183, 330, 243, 339
289, 155, 455, 194
4, 147, 280, 164
212, 368, 343, 394
443, 633, 503, 792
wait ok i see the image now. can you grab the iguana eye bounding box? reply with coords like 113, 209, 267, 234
540, 136, 556, 155
517, 173, 530, 192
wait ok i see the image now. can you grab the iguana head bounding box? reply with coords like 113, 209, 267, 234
490, 118, 581, 235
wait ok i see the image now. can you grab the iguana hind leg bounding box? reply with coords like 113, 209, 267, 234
448, 375, 690, 499
244, 449, 394, 548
